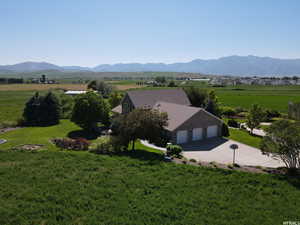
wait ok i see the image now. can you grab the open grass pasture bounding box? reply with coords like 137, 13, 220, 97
0, 91, 36, 123
0, 150, 299, 225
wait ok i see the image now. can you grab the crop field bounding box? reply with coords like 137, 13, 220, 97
215, 86, 300, 112
183, 83, 300, 112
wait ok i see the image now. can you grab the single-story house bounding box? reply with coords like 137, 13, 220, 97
112, 89, 223, 145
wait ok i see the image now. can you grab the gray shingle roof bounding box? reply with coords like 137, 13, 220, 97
153, 101, 201, 131
126, 88, 191, 108
153, 101, 222, 131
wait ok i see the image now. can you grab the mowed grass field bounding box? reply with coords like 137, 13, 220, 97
0, 150, 299, 225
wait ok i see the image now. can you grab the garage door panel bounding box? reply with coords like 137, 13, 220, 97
207, 125, 218, 138
177, 130, 188, 144
192, 128, 203, 141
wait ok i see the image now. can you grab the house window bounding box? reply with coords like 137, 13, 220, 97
123, 102, 130, 113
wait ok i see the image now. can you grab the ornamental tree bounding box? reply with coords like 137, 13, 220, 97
246, 104, 266, 134
261, 120, 300, 169
71, 91, 110, 131
112, 108, 168, 150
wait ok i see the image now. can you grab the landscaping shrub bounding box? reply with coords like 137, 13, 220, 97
222, 123, 230, 137
168, 81, 177, 87
166, 144, 182, 158
221, 106, 236, 117
93, 138, 114, 154
227, 119, 239, 128
151, 131, 170, 147
90, 136, 128, 154
266, 109, 281, 120
52, 138, 90, 150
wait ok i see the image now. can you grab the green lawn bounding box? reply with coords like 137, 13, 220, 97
0, 150, 299, 225
229, 128, 262, 148
0, 120, 80, 150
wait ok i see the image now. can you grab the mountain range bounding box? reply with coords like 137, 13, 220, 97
1, 55, 300, 76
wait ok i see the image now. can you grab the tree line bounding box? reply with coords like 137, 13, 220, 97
0, 78, 24, 84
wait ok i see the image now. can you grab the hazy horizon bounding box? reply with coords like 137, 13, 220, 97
2, 55, 300, 68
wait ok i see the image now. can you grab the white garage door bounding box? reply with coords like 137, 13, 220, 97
192, 128, 203, 141
177, 130, 188, 144
207, 125, 218, 138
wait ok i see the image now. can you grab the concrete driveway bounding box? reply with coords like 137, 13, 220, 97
141, 138, 284, 168
182, 138, 284, 168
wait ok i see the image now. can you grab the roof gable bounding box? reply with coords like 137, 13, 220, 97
153, 102, 200, 131
153, 101, 222, 131
127, 89, 190, 108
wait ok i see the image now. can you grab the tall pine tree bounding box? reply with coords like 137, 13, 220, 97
40, 92, 60, 125
23, 92, 61, 126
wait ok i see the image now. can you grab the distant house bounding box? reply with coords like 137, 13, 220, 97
65, 90, 87, 96
112, 89, 223, 144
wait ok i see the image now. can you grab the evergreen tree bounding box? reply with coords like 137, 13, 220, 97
184, 87, 208, 107
23, 92, 43, 126
40, 92, 60, 125
23, 92, 61, 126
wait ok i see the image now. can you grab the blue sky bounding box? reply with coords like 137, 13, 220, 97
1, 0, 300, 66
